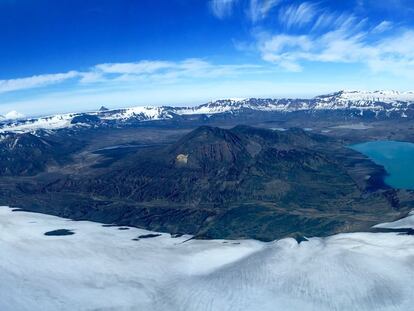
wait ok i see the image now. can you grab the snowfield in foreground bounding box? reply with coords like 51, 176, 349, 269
0, 207, 413, 311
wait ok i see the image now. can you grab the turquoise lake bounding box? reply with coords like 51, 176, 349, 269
351, 141, 414, 190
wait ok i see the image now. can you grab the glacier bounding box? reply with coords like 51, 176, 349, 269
0, 206, 413, 311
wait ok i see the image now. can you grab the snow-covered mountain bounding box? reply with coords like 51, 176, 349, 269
1, 90, 414, 133
313, 90, 414, 111
319, 90, 414, 102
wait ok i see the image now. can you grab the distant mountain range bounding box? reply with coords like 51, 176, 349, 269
2, 90, 414, 133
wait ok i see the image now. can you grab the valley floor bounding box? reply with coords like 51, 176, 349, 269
0, 206, 413, 311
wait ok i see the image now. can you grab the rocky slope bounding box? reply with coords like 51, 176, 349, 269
2, 125, 409, 241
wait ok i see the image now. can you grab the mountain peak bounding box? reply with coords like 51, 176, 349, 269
172, 126, 239, 148
168, 126, 248, 167
4, 110, 25, 120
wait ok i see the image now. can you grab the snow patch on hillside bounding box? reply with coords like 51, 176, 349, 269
374, 210, 414, 229
101, 106, 173, 120
335, 90, 414, 102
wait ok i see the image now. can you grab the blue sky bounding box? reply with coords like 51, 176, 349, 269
1, 0, 414, 116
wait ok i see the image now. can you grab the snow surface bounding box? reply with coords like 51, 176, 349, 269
0, 114, 74, 133
101, 106, 173, 121
314, 90, 414, 111
374, 210, 414, 229
0, 206, 413, 311
327, 90, 414, 102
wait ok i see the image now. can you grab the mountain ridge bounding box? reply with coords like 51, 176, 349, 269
2, 90, 414, 133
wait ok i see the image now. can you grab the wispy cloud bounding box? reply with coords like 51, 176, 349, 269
95, 60, 174, 74
0, 71, 79, 94
258, 16, 414, 77
247, 1, 413, 77
248, 0, 281, 22
0, 59, 264, 94
311, 12, 356, 32
278, 2, 317, 29
209, 0, 239, 19
210, 0, 282, 22
0, 58, 274, 116
259, 34, 312, 71
87, 59, 263, 84
207, 0, 414, 78
372, 20, 392, 33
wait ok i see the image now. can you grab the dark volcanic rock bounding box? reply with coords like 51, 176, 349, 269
0, 133, 81, 176
138, 234, 162, 239
44, 229, 75, 236
71, 114, 101, 124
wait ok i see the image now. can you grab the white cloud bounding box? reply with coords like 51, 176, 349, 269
209, 0, 239, 19
311, 12, 357, 32
82, 59, 264, 84
372, 20, 392, 33
257, 8, 414, 77
0, 59, 264, 96
311, 12, 337, 31
95, 60, 174, 74
278, 2, 317, 28
79, 71, 104, 84
0, 71, 79, 94
261, 34, 312, 57
368, 31, 414, 76
209, 0, 282, 22
248, 0, 281, 22
216, 1, 409, 77
260, 34, 312, 71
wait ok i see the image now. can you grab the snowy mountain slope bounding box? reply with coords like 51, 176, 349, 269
319, 90, 414, 102
1, 90, 414, 133
0, 114, 75, 133
314, 90, 414, 111
0, 206, 413, 311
